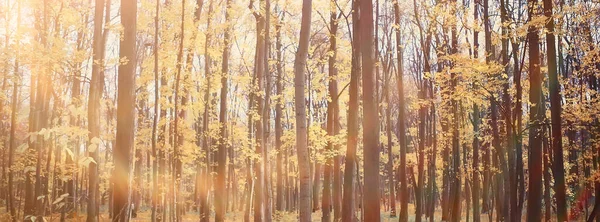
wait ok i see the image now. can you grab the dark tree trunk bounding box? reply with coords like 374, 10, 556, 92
544, 0, 568, 220
526, 0, 544, 219
396, 1, 408, 221
216, 0, 232, 220
112, 0, 136, 220
471, 1, 481, 221
359, 0, 380, 220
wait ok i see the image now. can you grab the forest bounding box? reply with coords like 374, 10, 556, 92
0, 0, 599, 221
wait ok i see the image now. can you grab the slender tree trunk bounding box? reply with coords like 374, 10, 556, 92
342, 2, 359, 221
394, 1, 408, 221
542, 107, 552, 222
87, 0, 106, 220
263, 0, 274, 219
322, 3, 338, 220
7, 42, 20, 222
216, 0, 232, 220
544, 0, 567, 220
171, 0, 187, 220
151, 0, 160, 221
201, 1, 214, 220
275, 15, 284, 213
25, 1, 48, 219
332, 12, 343, 218
252, 0, 265, 219
471, 1, 481, 221
132, 101, 144, 219
480, 10, 489, 218
416, 80, 427, 222
386, 57, 396, 219
294, 0, 313, 220
448, 1, 461, 220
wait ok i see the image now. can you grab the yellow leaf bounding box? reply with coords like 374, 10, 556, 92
88, 144, 97, 153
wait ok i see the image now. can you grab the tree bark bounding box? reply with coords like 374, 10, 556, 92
216, 0, 232, 220
87, 0, 106, 220
251, 0, 265, 219
151, 0, 160, 221
395, 1, 408, 221
359, 0, 380, 220
342, 2, 359, 221
275, 15, 285, 213
544, 0, 568, 220
7, 39, 20, 222
526, 0, 544, 219
471, 1, 481, 221
294, 0, 313, 221
113, 0, 136, 219
322, 3, 338, 220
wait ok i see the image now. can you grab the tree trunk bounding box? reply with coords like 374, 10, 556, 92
544, 0, 567, 220
252, 0, 265, 219
294, 0, 313, 220
342, 1, 359, 221
216, 0, 232, 220
359, 0, 380, 220
395, 1, 408, 221
87, 0, 106, 220
201, 1, 214, 220
471, 1, 481, 221
526, 0, 544, 219
151, 0, 160, 221
7, 40, 20, 222
263, 0, 274, 219
172, 0, 187, 220
275, 15, 284, 213
113, 0, 136, 219
322, 3, 338, 220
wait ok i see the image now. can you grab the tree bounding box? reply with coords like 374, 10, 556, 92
113, 0, 136, 220
294, 0, 313, 221
526, 0, 543, 219
151, 0, 160, 221
275, 13, 285, 213
87, 0, 106, 220
471, 1, 481, 221
342, 1, 360, 220
172, 0, 186, 220
7, 23, 20, 222
216, 0, 232, 220
394, 1, 408, 221
359, 0, 380, 220
544, 0, 567, 220
251, 0, 266, 219
322, 2, 339, 220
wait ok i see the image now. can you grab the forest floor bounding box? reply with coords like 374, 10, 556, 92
0, 204, 509, 221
